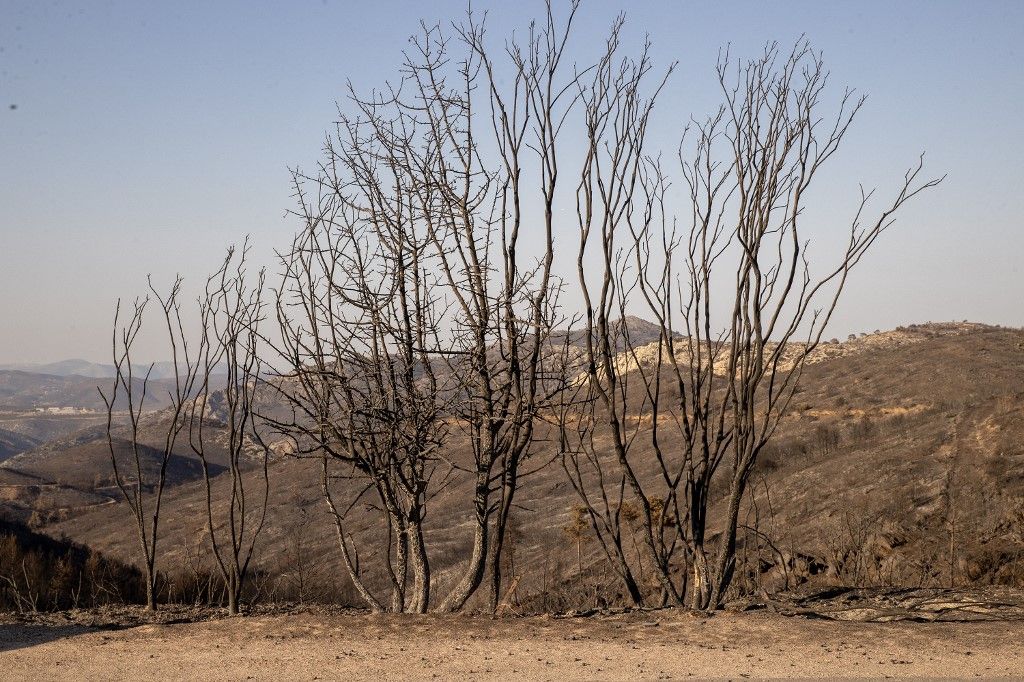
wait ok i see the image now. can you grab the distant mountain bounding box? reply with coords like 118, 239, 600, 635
0, 370, 177, 410
551, 315, 679, 351
3, 318, 671, 382
0, 359, 118, 379
0, 359, 193, 380
0, 392, 244, 523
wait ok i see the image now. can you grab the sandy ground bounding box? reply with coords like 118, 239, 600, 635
2, 608, 1023, 680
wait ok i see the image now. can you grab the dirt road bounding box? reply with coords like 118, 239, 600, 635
2, 608, 1023, 680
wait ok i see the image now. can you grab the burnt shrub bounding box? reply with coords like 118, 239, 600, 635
0, 517, 145, 612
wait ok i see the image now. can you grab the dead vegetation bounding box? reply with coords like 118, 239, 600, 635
11, 3, 1024, 630
747, 586, 1024, 622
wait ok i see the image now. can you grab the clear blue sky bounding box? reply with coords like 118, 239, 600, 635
1, 0, 1022, 363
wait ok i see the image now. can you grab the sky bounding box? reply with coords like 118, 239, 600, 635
1, 0, 1022, 364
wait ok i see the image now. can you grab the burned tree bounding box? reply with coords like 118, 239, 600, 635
273, 161, 452, 614
563, 38, 941, 612
100, 278, 201, 611
188, 243, 272, 615
273, 3, 586, 613
562, 22, 683, 608
631, 42, 943, 610
432, 4, 582, 613
272, 7, 940, 614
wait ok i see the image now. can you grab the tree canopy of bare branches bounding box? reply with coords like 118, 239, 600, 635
270, 2, 596, 613
564, 38, 942, 611
189, 243, 272, 615
100, 278, 202, 611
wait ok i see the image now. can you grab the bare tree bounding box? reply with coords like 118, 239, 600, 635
100, 278, 201, 611
561, 20, 684, 609
272, 165, 452, 613
188, 243, 272, 615
629, 42, 943, 610
434, 3, 582, 613
272, 2, 586, 613
272, 9, 940, 616
562, 38, 940, 613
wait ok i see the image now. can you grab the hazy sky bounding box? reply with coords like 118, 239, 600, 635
1, 0, 1022, 364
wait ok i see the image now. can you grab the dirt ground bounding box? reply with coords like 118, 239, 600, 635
2, 607, 1023, 680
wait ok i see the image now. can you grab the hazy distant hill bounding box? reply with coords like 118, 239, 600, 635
0, 408, 235, 523
0, 369, 181, 410
0, 369, 182, 450
0, 359, 197, 380
551, 314, 676, 351
0, 406, 109, 449
0, 359, 120, 379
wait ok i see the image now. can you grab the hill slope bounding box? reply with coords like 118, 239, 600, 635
25, 322, 1024, 606
0, 427, 40, 462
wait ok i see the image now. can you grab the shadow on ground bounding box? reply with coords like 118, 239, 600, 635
0, 623, 107, 653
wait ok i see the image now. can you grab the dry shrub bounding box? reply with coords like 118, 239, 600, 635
0, 517, 145, 612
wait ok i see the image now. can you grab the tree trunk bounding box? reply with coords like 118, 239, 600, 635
436, 475, 489, 612
486, 473, 519, 614
689, 548, 711, 611
330, 511, 384, 613
487, 530, 505, 614
145, 559, 157, 611
611, 536, 645, 607
408, 519, 430, 614
708, 476, 747, 610
227, 575, 239, 616
390, 515, 408, 613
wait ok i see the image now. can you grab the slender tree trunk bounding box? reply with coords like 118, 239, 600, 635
610, 536, 645, 607
408, 519, 430, 614
390, 515, 409, 613
689, 548, 711, 611
227, 572, 239, 616
487, 530, 505, 614
487, 472, 519, 613
603, 414, 683, 606
145, 565, 156, 611
708, 477, 747, 610
436, 476, 489, 612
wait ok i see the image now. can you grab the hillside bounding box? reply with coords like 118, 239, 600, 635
0, 368, 196, 461
0, 370, 180, 411
0, 408, 242, 525
0, 408, 107, 450
0, 359, 122, 379
0, 516, 145, 610
18, 321, 1024, 607
0, 428, 40, 463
